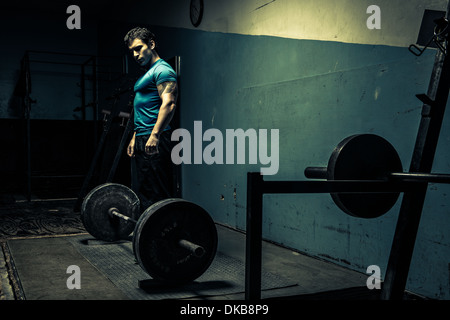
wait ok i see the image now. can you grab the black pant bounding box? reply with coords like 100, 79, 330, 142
131, 131, 175, 213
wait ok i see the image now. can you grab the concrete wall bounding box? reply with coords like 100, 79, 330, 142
118, 0, 447, 46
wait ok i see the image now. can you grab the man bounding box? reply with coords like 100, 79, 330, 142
124, 27, 178, 212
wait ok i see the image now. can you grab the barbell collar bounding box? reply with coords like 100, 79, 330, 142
108, 207, 138, 224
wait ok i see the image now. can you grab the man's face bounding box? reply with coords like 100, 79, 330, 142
128, 38, 154, 67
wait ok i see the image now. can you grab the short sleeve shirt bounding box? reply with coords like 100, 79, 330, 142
133, 59, 177, 136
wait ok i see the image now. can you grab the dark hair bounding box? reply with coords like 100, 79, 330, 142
124, 27, 157, 48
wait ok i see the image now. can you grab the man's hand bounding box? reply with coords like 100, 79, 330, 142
127, 138, 136, 157
145, 133, 160, 155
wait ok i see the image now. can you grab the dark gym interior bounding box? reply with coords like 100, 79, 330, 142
1, 0, 450, 307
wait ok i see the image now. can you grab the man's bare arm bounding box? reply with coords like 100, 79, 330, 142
145, 81, 178, 154
153, 81, 178, 136
157, 81, 178, 99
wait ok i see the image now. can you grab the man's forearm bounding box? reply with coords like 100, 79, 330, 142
151, 101, 176, 136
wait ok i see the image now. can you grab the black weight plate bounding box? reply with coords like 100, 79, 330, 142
328, 134, 403, 218
81, 183, 140, 241
133, 199, 218, 284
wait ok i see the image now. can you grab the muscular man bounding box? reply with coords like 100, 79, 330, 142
124, 27, 178, 212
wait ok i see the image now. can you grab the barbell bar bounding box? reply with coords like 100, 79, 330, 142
304, 134, 450, 218
305, 167, 450, 184
388, 172, 450, 183
108, 207, 137, 224
81, 183, 218, 284
106, 206, 205, 258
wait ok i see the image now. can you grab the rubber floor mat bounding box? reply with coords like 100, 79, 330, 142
67, 234, 297, 300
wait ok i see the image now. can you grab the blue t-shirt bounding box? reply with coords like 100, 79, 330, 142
133, 59, 177, 136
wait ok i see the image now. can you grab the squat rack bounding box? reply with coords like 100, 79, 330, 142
245, 3, 450, 300
19, 50, 126, 200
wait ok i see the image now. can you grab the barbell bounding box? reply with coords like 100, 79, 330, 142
80, 183, 218, 284
304, 134, 450, 218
